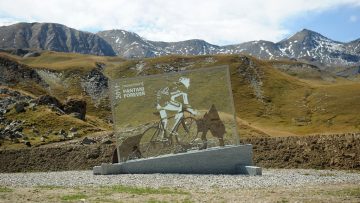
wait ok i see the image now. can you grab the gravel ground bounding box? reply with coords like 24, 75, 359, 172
1, 169, 359, 189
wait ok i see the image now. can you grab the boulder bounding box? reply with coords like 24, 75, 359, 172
24, 141, 31, 147
14, 102, 28, 113
101, 139, 113, 145
63, 98, 86, 120
36, 95, 62, 108
82, 137, 96, 145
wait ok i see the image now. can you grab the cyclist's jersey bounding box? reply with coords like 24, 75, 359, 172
156, 82, 187, 107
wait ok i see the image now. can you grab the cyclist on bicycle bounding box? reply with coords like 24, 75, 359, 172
156, 77, 197, 140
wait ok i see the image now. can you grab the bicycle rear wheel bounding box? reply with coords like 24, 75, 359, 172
139, 124, 172, 158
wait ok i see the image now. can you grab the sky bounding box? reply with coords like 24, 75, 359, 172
0, 0, 359, 45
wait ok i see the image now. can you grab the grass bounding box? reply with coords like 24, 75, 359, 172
326, 187, 360, 197
61, 193, 87, 201
2, 50, 360, 145
100, 185, 189, 195
0, 187, 13, 192
147, 199, 169, 203
35, 185, 66, 190
21, 51, 125, 72
319, 173, 336, 177
4, 105, 104, 148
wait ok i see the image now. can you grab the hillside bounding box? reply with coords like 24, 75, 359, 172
1, 50, 360, 149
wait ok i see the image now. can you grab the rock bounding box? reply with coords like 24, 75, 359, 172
82, 137, 96, 145
68, 131, 79, 139
4, 120, 23, 134
86, 148, 100, 159
14, 102, 27, 113
24, 141, 31, 147
63, 98, 86, 120
0, 109, 7, 115
36, 95, 62, 108
80, 65, 109, 104
29, 103, 37, 111
32, 128, 40, 135
59, 129, 67, 136
50, 105, 65, 115
15, 131, 24, 138
40, 136, 46, 142
101, 139, 113, 145
69, 127, 78, 132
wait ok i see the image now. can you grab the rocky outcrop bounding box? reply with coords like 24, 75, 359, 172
80, 63, 108, 105
63, 98, 87, 120
35, 95, 62, 108
0, 55, 46, 86
237, 56, 265, 101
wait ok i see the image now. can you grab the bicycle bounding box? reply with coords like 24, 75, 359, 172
139, 108, 199, 158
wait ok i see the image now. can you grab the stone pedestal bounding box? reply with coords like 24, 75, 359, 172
93, 144, 261, 175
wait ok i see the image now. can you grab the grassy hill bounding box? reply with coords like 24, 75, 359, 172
1, 51, 360, 149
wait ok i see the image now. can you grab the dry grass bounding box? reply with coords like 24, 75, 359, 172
2, 51, 360, 140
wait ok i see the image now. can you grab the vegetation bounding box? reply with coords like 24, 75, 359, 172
61, 193, 87, 201
100, 185, 189, 195
2, 50, 360, 149
0, 187, 13, 192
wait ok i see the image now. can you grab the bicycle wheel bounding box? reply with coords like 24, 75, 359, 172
176, 117, 199, 150
139, 124, 172, 158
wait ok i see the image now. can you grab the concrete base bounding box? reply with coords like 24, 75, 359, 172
93, 144, 261, 175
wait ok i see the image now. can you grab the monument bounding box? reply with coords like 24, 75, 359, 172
93, 66, 261, 175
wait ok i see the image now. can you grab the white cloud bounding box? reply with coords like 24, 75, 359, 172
0, 0, 359, 45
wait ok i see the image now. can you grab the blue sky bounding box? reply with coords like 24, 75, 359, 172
0, 0, 359, 45
284, 5, 360, 42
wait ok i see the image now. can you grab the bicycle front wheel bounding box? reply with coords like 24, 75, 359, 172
176, 117, 199, 150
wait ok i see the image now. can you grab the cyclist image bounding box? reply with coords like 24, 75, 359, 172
156, 77, 197, 140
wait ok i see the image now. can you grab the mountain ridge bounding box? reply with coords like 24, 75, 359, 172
0, 22, 115, 56
1, 22, 359, 66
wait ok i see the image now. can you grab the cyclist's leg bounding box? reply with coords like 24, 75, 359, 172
171, 111, 183, 133
161, 103, 181, 138
159, 109, 168, 139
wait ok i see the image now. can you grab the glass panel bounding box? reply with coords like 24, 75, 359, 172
110, 66, 239, 162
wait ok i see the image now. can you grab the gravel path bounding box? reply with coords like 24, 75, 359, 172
0, 169, 359, 189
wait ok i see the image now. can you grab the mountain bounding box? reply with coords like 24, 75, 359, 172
97, 30, 219, 58
0, 23, 115, 56
98, 29, 360, 67
1, 23, 359, 67
276, 29, 360, 66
